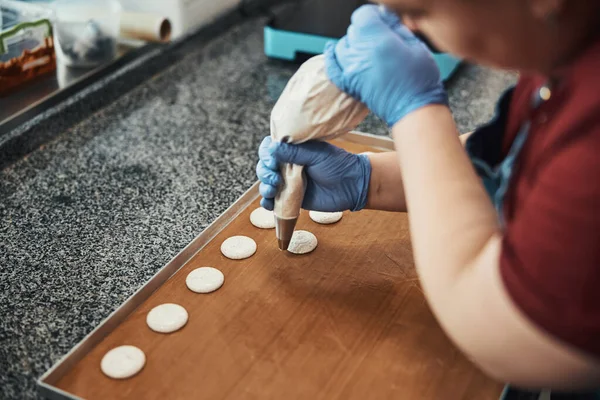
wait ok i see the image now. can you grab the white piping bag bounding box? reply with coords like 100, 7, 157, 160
269, 55, 369, 250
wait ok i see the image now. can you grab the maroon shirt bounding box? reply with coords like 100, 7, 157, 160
500, 39, 600, 359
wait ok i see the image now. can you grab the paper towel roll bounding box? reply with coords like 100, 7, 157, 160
119, 12, 171, 43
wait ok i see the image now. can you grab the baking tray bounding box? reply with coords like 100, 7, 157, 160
38, 132, 503, 400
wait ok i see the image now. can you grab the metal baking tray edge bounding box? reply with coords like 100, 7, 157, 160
37, 131, 395, 400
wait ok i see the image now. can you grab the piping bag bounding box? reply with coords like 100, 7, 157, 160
269, 55, 369, 250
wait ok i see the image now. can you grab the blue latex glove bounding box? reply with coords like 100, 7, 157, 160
256, 137, 371, 212
324, 5, 448, 127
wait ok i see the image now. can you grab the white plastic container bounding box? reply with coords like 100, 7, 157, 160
52, 0, 121, 68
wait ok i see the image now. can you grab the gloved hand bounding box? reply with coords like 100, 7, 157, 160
324, 5, 448, 127
256, 136, 371, 212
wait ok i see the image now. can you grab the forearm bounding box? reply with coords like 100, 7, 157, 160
363, 132, 473, 212
365, 152, 407, 212
392, 105, 500, 301
389, 106, 600, 387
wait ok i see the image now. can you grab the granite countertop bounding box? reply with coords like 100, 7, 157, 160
0, 15, 517, 399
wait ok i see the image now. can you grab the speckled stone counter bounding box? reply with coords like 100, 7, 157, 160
0, 15, 516, 399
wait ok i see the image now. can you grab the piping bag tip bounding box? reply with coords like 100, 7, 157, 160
275, 216, 298, 251
278, 239, 292, 251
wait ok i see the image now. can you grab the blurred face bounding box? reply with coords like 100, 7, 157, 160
380, 0, 595, 73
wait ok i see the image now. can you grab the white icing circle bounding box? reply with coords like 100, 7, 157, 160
146, 303, 188, 333
221, 236, 257, 260
101, 345, 146, 379
186, 267, 225, 293
309, 210, 343, 225
250, 207, 275, 229
287, 230, 318, 254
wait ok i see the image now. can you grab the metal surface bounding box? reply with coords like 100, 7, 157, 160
0, 6, 247, 170
0, 44, 150, 134
37, 131, 395, 399
38, 181, 261, 395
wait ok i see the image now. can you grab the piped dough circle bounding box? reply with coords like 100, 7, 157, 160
221, 235, 257, 260
186, 267, 225, 293
309, 210, 343, 225
288, 230, 318, 255
250, 207, 275, 229
101, 345, 146, 379
146, 303, 188, 333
